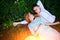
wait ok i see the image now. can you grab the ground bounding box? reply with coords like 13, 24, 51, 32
0, 24, 60, 40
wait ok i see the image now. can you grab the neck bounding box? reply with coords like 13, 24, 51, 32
30, 17, 35, 22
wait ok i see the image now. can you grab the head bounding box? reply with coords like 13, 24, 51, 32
24, 12, 34, 23
32, 5, 41, 14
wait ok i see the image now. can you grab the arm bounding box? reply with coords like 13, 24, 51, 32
13, 20, 28, 26
17, 20, 28, 24
34, 24, 42, 35
46, 22, 60, 26
37, 0, 50, 13
37, 0, 45, 11
37, 0, 56, 22
37, 0, 52, 15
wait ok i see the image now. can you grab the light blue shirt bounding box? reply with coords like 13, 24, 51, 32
28, 17, 46, 34
28, 17, 59, 36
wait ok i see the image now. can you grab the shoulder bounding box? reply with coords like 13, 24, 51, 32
35, 17, 41, 20
35, 17, 40, 19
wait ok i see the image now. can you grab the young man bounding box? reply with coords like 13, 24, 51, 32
33, 0, 60, 24
33, 0, 55, 23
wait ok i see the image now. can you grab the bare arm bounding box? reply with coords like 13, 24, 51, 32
34, 24, 42, 35
46, 22, 60, 26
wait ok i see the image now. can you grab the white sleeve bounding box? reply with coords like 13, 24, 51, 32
36, 0, 55, 16
13, 20, 28, 26
19, 20, 28, 24
37, 0, 45, 11
37, 0, 56, 22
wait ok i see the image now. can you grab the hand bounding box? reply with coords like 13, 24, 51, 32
55, 21, 60, 24
13, 22, 19, 27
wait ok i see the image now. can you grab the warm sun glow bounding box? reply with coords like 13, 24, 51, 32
25, 34, 40, 40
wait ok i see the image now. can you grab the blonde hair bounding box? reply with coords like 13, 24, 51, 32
24, 12, 38, 23
24, 12, 31, 23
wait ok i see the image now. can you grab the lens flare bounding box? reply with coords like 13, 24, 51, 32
25, 34, 40, 40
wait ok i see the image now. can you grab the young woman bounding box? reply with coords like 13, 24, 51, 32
24, 12, 60, 40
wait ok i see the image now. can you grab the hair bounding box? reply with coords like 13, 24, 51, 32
24, 12, 39, 23
32, 4, 41, 14
24, 12, 31, 23
32, 4, 39, 10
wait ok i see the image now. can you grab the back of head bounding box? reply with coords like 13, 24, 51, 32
32, 4, 41, 14
24, 12, 31, 23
